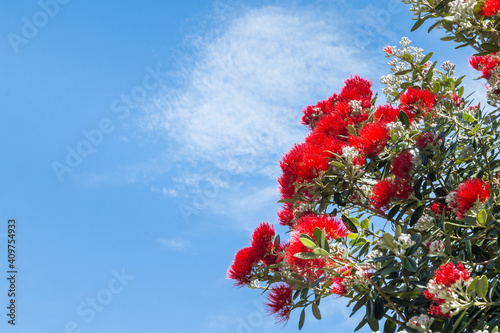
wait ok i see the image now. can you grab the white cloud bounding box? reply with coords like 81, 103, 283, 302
156, 238, 190, 250
142, 5, 381, 179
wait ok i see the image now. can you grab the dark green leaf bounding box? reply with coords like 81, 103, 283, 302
403, 257, 417, 273
342, 215, 358, 233
387, 205, 401, 221
383, 317, 396, 333
312, 303, 322, 320
410, 205, 425, 227
374, 297, 385, 320
298, 308, 305, 330
411, 18, 426, 32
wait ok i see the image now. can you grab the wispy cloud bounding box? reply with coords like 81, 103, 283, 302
156, 238, 190, 250
142, 5, 380, 180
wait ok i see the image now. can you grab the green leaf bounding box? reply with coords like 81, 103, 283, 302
462, 112, 476, 123
330, 161, 344, 168
342, 215, 358, 233
421, 51, 434, 65
477, 209, 487, 226
299, 235, 317, 249
399, 110, 410, 129
354, 317, 368, 332
403, 257, 417, 273
411, 18, 426, 32
311, 303, 322, 320
383, 316, 397, 333
374, 297, 385, 320
481, 43, 500, 53
432, 81, 441, 94
298, 308, 306, 330
476, 275, 489, 299
410, 205, 425, 227
366, 299, 374, 320
313, 248, 330, 257
387, 205, 400, 221
361, 218, 369, 230
382, 233, 395, 250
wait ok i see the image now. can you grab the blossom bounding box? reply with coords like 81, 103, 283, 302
370, 178, 414, 210
265, 284, 293, 324
400, 87, 436, 115
277, 203, 294, 227
373, 104, 402, 124
470, 54, 499, 79
447, 178, 490, 219
294, 214, 351, 240
301, 94, 338, 128
349, 121, 390, 157
391, 150, 414, 179
340, 75, 373, 102
481, 0, 500, 16
227, 247, 258, 287
424, 262, 471, 318
251, 222, 276, 264
434, 262, 470, 287
330, 277, 347, 296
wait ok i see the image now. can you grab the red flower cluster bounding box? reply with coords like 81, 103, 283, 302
400, 87, 436, 118
279, 76, 391, 226
265, 284, 293, 324
448, 178, 490, 219
470, 54, 499, 79
227, 222, 276, 286
434, 262, 470, 286
391, 150, 413, 179
481, 0, 500, 16
285, 214, 350, 278
349, 122, 390, 157
424, 262, 471, 318
370, 178, 413, 211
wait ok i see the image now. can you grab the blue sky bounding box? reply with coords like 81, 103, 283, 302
0, 1, 487, 332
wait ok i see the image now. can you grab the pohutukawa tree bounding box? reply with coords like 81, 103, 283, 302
228, 1, 500, 332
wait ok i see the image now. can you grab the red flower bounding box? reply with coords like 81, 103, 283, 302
330, 278, 347, 296
301, 94, 338, 128
391, 150, 413, 179
251, 222, 275, 259
481, 0, 500, 16
449, 178, 490, 219
340, 76, 373, 102
383, 46, 393, 54
400, 87, 436, 115
294, 214, 351, 240
470, 54, 499, 79
349, 121, 390, 157
277, 203, 295, 227
265, 284, 293, 324
373, 104, 402, 124
227, 247, 258, 287
370, 179, 413, 210
434, 262, 470, 287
